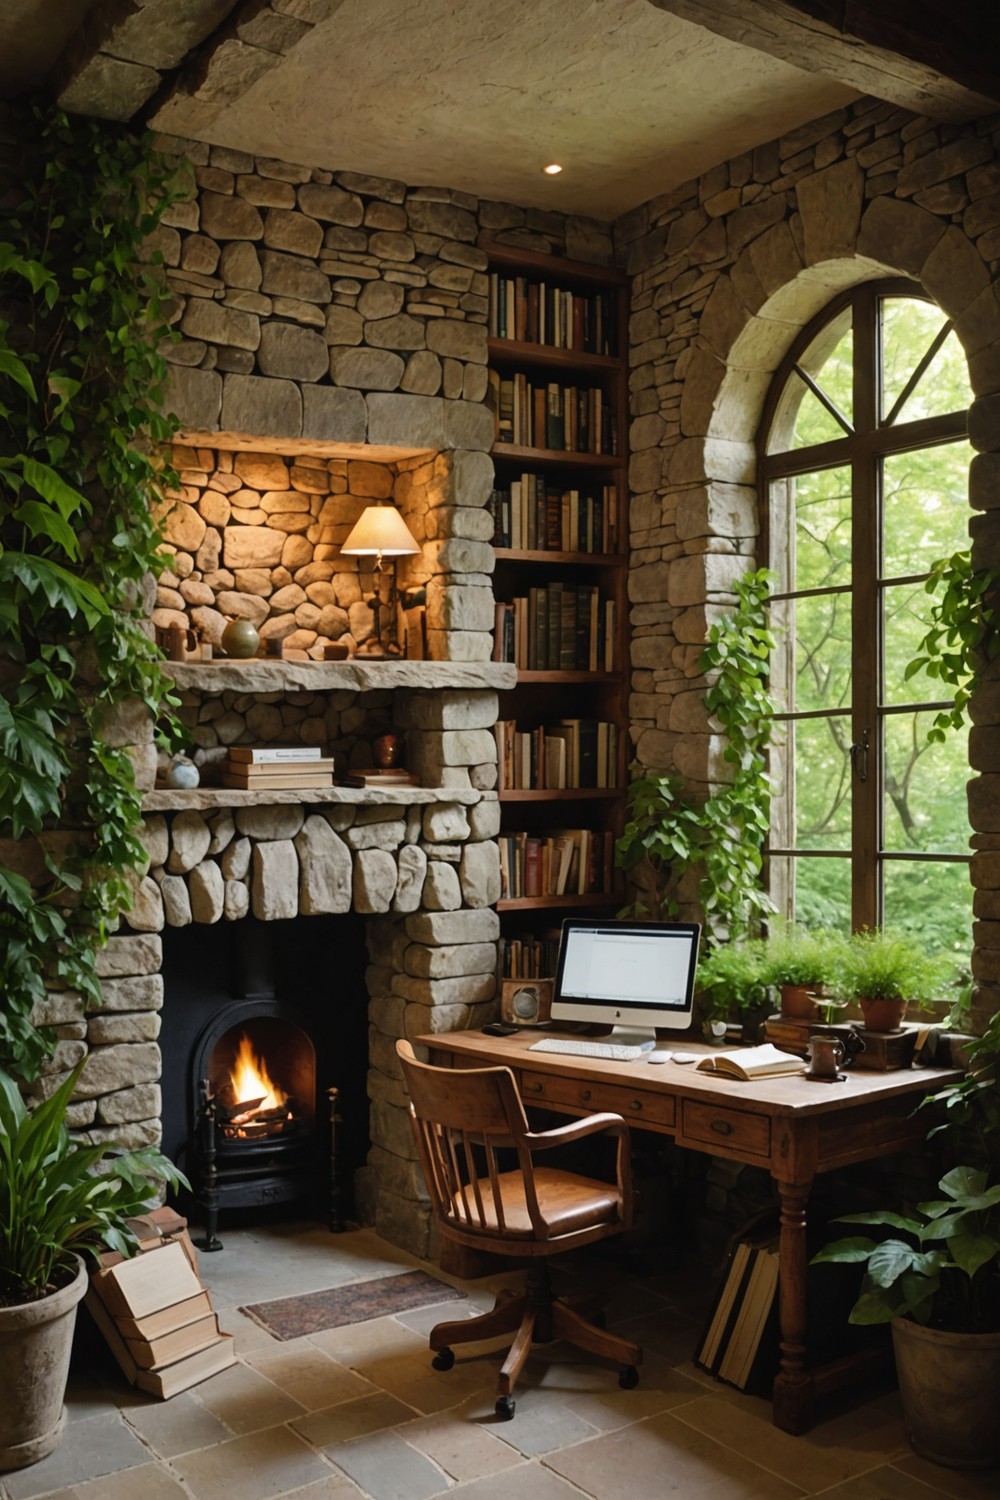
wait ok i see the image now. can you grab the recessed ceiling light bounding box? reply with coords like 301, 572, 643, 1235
542, 163, 563, 176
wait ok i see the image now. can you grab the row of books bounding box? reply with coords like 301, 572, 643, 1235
494, 717, 619, 791
489, 371, 617, 455
488, 475, 618, 554
488, 273, 618, 356
86, 1209, 235, 1399
694, 1223, 780, 1393
498, 930, 561, 980
493, 586, 616, 673
498, 828, 616, 899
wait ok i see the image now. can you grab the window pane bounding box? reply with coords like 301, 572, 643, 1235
881, 296, 949, 422
882, 712, 969, 853
883, 860, 971, 960
882, 441, 972, 578
893, 329, 972, 424
772, 715, 852, 850
776, 593, 852, 714
790, 466, 852, 593
882, 580, 944, 705
767, 306, 853, 453
770, 854, 851, 932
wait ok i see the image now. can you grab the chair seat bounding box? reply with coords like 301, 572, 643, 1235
451, 1167, 621, 1239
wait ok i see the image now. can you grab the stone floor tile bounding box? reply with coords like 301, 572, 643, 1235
307, 1314, 428, 1366
172, 1426, 333, 1500
0, 1412, 149, 1500
559, 1364, 706, 1430
248, 1344, 377, 1410
276, 1479, 367, 1500
674, 1385, 909, 1491
803, 1465, 961, 1499
117, 1387, 232, 1457
543, 1409, 804, 1499
399, 1409, 525, 1483
291, 1391, 418, 1449
69, 1464, 191, 1500
447, 1466, 600, 1499
892, 1454, 1000, 1498
485, 1392, 600, 1457
218, 1306, 285, 1355
192, 1359, 309, 1434
353, 1349, 496, 1413
328, 1431, 450, 1500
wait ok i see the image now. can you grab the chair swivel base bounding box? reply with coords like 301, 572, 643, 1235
428, 1263, 641, 1419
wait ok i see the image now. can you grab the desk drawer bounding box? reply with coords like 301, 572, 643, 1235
681, 1099, 771, 1159
518, 1072, 676, 1131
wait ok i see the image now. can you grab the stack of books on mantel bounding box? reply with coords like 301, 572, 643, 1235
336, 767, 419, 788
222, 745, 335, 790
85, 1208, 235, 1398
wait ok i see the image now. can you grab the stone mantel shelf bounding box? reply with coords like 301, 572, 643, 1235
165, 660, 517, 693
143, 785, 495, 812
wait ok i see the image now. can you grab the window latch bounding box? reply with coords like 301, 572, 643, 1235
850, 727, 870, 784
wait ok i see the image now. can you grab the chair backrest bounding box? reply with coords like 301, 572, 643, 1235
396, 1039, 547, 1244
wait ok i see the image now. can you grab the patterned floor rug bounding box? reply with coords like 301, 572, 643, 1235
240, 1269, 467, 1341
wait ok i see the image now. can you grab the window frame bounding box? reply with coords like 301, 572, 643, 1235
758, 278, 971, 932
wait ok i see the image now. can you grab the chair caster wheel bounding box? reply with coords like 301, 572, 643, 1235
432, 1348, 455, 1371
619, 1365, 639, 1390
495, 1395, 516, 1419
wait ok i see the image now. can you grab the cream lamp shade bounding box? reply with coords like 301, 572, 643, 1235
340, 504, 420, 559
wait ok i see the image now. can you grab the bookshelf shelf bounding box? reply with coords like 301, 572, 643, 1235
487, 242, 629, 976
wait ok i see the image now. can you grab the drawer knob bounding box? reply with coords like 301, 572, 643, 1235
581, 1089, 592, 1103
710, 1119, 733, 1136
527, 1081, 543, 1094
629, 1100, 643, 1113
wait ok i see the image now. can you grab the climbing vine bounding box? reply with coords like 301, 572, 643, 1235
616, 568, 776, 943
0, 106, 182, 1079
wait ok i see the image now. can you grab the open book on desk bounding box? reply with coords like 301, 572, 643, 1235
696, 1044, 805, 1080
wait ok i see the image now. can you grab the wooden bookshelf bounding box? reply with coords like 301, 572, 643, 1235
485, 242, 629, 965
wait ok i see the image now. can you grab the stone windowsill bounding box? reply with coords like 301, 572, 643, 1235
143, 784, 496, 811
164, 660, 518, 693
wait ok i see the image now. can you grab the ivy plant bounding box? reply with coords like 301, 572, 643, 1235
0, 106, 181, 1080
905, 549, 999, 741
616, 567, 776, 942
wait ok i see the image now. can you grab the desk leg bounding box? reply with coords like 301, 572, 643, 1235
772, 1178, 813, 1434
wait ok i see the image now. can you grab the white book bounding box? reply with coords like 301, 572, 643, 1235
227, 746, 327, 763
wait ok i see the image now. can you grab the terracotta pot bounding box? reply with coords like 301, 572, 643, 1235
892, 1316, 1000, 1469
859, 996, 908, 1033
780, 984, 820, 1020
0, 1254, 87, 1471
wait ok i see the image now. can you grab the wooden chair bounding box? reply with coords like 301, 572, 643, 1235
396, 1038, 641, 1418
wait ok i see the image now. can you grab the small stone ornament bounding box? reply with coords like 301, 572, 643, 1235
164, 755, 200, 789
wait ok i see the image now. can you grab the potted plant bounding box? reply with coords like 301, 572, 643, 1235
0, 1061, 186, 1470
696, 939, 773, 1042
812, 1165, 1000, 1468
761, 926, 844, 1021
833, 929, 949, 1033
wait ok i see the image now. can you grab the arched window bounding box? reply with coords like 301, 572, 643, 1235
759, 280, 973, 952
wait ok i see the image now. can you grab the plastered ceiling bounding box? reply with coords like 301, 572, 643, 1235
1, 0, 857, 221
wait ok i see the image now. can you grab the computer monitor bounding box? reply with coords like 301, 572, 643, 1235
550, 918, 701, 1045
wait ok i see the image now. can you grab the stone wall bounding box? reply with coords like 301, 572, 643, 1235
615, 97, 1000, 1025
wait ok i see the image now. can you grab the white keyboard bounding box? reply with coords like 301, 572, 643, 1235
528, 1038, 654, 1062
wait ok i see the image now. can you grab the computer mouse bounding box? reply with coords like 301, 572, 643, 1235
647, 1052, 672, 1064
673, 1054, 698, 1064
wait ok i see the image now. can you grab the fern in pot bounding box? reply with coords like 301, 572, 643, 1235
0, 1062, 186, 1470
833, 930, 949, 1033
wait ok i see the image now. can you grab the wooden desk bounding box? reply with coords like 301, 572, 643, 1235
416, 1029, 960, 1434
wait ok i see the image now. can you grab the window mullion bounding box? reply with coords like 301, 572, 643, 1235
852, 287, 880, 932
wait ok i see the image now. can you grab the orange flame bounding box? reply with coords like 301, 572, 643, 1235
230, 1033, 287, 1112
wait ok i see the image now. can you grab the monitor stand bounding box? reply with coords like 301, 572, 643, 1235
605, 1026, 656, 1051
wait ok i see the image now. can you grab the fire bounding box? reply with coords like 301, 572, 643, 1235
230, 1033, 287, 1113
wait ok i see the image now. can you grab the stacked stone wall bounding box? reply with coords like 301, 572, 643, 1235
615, 98, 1000, 1026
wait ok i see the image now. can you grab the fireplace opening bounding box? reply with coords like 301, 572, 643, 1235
159, 914, 369, 1244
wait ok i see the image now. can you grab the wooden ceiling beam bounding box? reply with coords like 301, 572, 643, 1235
647, 0, 999, 120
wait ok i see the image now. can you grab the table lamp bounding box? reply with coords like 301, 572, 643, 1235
340, 502, 420, 658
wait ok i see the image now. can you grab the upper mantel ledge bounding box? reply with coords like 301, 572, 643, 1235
165, 660, 517, 693
143, 785, 496, 812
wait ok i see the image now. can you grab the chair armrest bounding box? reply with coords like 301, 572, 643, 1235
524, 1112, 628, 1150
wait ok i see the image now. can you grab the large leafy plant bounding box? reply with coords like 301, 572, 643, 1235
812, 1166, 1000, 1333
905, 549, 999, 742
0, 107, 181, 1079
0, 1062, 188, 1303
616, 568, 776, 941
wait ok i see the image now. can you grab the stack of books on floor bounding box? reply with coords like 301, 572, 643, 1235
222, 745, 335, 790
694, 1221, 780, 1393
86, 1208, 235, 1398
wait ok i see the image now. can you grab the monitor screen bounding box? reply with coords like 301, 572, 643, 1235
551, 919, 701, 1036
